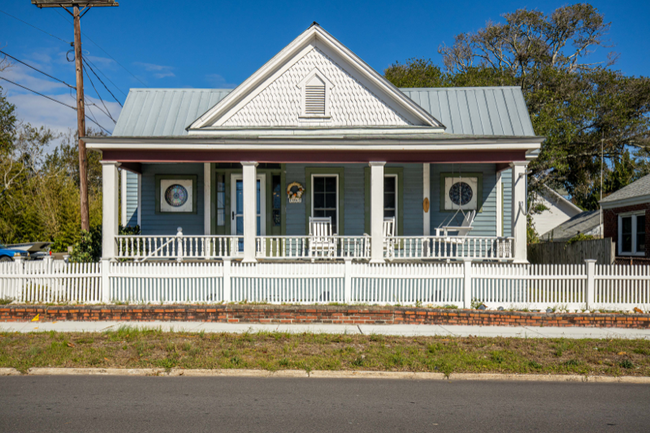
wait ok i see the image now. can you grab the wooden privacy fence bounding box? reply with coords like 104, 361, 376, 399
528, 238, 615, 265
1, 259, 649, 311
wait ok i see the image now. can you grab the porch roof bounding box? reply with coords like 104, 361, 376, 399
109, 87, 537, 138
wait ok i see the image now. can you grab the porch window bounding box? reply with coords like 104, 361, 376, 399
619, 213, 646, 255
312, 175, 338, 234
216, 173, 225, 226
272, 174, 281, 227
384, 175, 397, 220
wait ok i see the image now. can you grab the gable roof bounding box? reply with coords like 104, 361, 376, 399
541, 210, 602, 242
188, 23, 443, 130
112, 87, 537, 138
600, 173, 650, 208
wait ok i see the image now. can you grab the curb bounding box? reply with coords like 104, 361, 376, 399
0, 368, 645, 383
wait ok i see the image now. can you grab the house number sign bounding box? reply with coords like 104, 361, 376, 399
286, 182, 305, 203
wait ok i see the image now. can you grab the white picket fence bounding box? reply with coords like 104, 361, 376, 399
1, 259, 649, 311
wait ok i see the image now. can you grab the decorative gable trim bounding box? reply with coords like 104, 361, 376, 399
188, 23, 444, 131
297, 68, 334, 119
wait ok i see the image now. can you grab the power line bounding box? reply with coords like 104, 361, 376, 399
83, 57, 123, 106
0, 8, 70, 44
0, 75, 111, 134
0, 50, 75, 90
83, 64, 117, 123
54, 9, 147, 87
85, 57, 127, 97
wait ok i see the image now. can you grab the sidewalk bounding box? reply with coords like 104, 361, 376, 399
1, 321, 648, 339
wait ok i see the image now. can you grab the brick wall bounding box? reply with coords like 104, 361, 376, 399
603, 202, 649, 261
1, 305, 649, 329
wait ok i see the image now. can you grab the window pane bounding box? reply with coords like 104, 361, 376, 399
325, 176, 336, 191
385, 192, 395, 209
384, 177, 395, 193
272, 175, 281, 227
325, 192, 337, 208
216, 174, 225, 226
622, 217, 632, 234
384, 209, 395, 218
314, 192, 325, 208
314, 176, 325, 192
637, 215, 646, 252
621, 217, 632, 252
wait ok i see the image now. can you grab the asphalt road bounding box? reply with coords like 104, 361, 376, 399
1, 376, 649, 432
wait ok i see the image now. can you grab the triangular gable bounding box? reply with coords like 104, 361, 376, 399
189, 24, 444, 130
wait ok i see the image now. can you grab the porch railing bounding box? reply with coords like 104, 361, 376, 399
116, 231, 241, 261
256, 236, 369, 260
390, 236, 514, 261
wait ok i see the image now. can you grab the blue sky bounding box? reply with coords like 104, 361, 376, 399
1, 0, 648, 137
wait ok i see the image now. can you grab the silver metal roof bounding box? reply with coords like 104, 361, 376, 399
112, 87, 536, 137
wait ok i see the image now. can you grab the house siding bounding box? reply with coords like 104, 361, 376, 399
140, 163, 204, 235
430, 164, 499, 237
124, 171, 139, 227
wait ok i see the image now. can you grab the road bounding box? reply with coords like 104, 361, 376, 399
1, 376, 649, 432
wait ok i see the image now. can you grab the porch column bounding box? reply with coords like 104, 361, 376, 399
204, 163, 211, 235
242, 161, 258, 263
370, 161, 386, 264
511, 161, 529, 263
101, 161, 120, 260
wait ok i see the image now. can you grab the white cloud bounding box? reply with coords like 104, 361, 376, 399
134, 61, 175, 79
205, 73, 237, 88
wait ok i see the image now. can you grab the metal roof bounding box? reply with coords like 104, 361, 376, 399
600, 173, 650, 204
112, 87, 536, 138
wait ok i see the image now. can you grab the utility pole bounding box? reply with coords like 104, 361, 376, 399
32, 1, 118, 232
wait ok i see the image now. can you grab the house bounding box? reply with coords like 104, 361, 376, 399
85, 23, 543, 264
541, 209, 602, 242
532, 185, 583, 238
601, 173, 650, 264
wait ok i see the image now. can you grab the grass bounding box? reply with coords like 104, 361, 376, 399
0, 328, 649, 377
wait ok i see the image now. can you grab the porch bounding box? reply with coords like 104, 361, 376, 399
104, 159, 527, 264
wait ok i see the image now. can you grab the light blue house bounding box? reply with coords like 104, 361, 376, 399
86, 24, 541, 264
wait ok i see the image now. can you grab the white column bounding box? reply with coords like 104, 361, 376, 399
204, 163, 211, 235
242, 162, 258, 263
120, 169, 127, 226
370, 161, 386, 264
101, 161, 120, 260
511, 161, 529, 263
423, 163, 430, 236
495, 170, 503, 237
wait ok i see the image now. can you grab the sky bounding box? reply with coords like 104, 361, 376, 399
1, 0, 649, 140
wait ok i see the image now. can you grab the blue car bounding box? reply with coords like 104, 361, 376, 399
0, 244, 29, 262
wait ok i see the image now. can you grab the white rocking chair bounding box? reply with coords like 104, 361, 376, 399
364, 217, 397, 260
309, 217, 336, 260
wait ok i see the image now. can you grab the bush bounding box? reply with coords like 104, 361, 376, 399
68, 225, 140, 263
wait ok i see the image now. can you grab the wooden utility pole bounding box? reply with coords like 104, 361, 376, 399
73, 4, 89, 231
32, 1, 118, 232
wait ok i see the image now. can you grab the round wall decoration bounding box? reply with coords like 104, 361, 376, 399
448, 181, 473, 206
165, 184, 189, 207
286, 181, 305, 203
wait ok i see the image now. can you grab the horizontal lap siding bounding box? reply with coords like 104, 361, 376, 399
285, 164, 307, 236
125, 171, 139, 227
141, 163, 204, 235
431, 163, 498, 237
389, 163, 423, 236
502, 169, 512, 237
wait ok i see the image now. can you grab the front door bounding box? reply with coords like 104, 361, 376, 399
231, 174, 266, 250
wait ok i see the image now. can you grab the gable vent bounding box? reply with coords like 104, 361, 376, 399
305, 84, 326, 115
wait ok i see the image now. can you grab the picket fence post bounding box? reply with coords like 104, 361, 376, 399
14, 256, 24, 302
344, 258, 352, 303
463, 259, 472, 309
222, 259, 231, 303
176, 227, 184, 263
585, 259, 596, 310
101, 258, 111, 304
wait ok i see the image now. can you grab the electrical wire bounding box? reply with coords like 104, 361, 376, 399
82, 62, 117, 123
0, 8, 70, 44
0, 75, 111, 134
54, 9, 147, 87
0, 50, 75, 90
85, 57, 127, 97
83, 57, 123, 106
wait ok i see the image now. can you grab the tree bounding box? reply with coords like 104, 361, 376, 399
385, 4, 650, 210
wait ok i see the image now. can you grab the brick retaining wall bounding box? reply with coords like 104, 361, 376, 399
1, 305, 649, 329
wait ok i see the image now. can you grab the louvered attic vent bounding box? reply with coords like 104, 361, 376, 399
305, 84, 326, 115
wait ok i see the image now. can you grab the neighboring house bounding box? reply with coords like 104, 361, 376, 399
86, 24, 543, 264
533, 185, 582, 239
541, 209, 602, 242
601, 173, 650, 263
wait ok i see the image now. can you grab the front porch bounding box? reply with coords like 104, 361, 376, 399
104, 159, 526, 264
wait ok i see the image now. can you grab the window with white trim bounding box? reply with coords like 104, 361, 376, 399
312, 175, 338, 234
619, 213, 646, 255
384, 175, 397, 220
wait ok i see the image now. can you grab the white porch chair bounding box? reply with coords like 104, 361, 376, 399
308, 217, 336, 260
364, 217, 397, 260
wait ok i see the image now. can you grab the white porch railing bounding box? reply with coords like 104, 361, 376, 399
390, 236, 514, 261
256, 236, 369, 260
116, 231, 241, 261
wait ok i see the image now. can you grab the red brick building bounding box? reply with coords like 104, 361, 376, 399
601, 174, 650, 264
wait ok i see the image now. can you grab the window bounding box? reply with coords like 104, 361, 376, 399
216, 173, 225, 226
384, 175, 397, 220
312, 175, 338, 234
619, 213, 646, 255
272, 174, 281, 227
